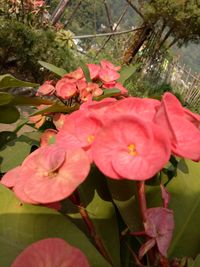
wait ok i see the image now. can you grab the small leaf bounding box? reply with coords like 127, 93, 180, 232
0, 131, 17, 149
80, 63, 91, 82
30, 103, 79, 116
0, 74, 39, 89
9, 95, 54, 106
94, 88, 121, 101
118, 64, 140, 85
0, 106, 20, 124
188, 254, 200, 267
38, 61, 67, 77
0, 92, 14, 105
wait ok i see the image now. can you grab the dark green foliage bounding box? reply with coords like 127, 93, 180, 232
0, 17, 78, 83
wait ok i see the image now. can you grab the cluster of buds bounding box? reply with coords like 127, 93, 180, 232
37, 60, 128, 103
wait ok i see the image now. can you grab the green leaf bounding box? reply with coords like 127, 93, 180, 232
167, 160, 200, 258
0, 185, 111, 267
118, 64, 140, 85
0, 93, 14, 105
94, 88, 121, 101
78, 167, 121, 267
30, 103, 79, 116
0, 106, 20, 124
38, 61, 67, 77
0, 74, 39, 89
80, 63, 91, 82
9, 95, 53, 106
107, 179, 143, 232
0, 131, 17, 150
0, 131, 41, 172
188, 254, 200, 267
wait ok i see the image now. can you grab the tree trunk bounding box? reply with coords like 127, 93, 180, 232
51, 0, 70, 26
123, 23, 152, 65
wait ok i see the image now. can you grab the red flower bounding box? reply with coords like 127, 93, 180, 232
11, 238, 90, 267
154, 92, 200, 161
92, 115, 170, 180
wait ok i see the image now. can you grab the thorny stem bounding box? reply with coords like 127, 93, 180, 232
69, 191, 113, 266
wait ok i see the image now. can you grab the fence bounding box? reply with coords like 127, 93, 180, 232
168, 63, 200, 110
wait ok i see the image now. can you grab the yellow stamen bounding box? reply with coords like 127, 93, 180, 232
87, 135, 95, 144
128, 144, 137, 156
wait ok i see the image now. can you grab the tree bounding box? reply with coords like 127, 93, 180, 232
123, 0, 200, 64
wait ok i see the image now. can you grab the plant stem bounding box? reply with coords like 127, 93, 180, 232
136, 181, 147, 224
69, 191, 113, 265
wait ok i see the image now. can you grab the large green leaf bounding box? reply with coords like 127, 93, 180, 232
0, 93, 14, 106
166, 160, 200, 258
107, 179, 142, 232
38, 61, 67, 77
0, 185, 111, 267
78, 167, 121, 267
0, 74, 39, 89
0, 106, 20, 124
0, 132, 41, 172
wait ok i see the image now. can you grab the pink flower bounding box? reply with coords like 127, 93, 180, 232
79, 83, 103, 101
53, 113, 67, 130
102, 97, 160, 125
1, 166, 21, 188
55, 78, 77, 99
99, 67, 120, 83
80, 98, 116, 123
64, 67, 84, 80
92, 115, 170, 180
87, 63, 100, 80
56, 110, 102, 162
139, 208, 174, 258
154, 92, 200, 161
100, 60, 121, 71
36, 81, 55, 96
40, 129, 57, 147
11, 238, 90, 267
9, 145, 90, 203
29, 114, 46, 129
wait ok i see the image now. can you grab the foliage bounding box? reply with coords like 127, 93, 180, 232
0, 16, 78, 83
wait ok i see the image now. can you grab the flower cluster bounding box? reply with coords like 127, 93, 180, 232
37, 60, 127, 103
2, 92, 199, 206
